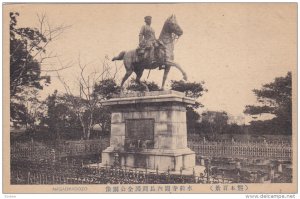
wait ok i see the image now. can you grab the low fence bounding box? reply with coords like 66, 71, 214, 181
10, 144, 53, 161
10, 161, 232, 184
11, 137, 292, 162
188, 141, 292, 160
187, 134, 292, 145
11, 138, 110, 162
59, 139, 109, 157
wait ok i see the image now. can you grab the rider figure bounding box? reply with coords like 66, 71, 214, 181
138, 16, 157, 63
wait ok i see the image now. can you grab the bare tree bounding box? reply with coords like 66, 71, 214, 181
10, 13, 71, 96
10, 12, 71, 126
57, 56, 119, 139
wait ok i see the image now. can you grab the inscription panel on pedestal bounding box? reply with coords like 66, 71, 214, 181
125, 119, 154, 139
125, 119, 154, 150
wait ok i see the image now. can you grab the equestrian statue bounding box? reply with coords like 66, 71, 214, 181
112, 15, 187, 91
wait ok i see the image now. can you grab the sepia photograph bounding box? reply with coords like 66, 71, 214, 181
2, 3, 297, 194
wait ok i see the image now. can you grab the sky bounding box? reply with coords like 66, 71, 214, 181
5, 3, 297, 124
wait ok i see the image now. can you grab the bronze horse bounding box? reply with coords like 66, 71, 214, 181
112, 15, 187, 91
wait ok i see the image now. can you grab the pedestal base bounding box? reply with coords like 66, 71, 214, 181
101, 91, 196, 172
102, 148, 195, 171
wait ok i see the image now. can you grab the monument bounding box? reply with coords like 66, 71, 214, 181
105, 15, 195, 171
102, 90, 196, 171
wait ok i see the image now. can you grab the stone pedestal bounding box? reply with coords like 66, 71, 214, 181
101, 90, 196, 171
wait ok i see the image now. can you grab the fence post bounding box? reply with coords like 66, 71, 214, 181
145, 167, 148, 183
180, 167, 183, 176
222, 171, 225, 183
193, 168, 196, 183
278, 163, 282, 173
27, 171, 30, 184
33, 172, 36, 184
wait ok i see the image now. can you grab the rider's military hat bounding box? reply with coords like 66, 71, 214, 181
144, 16, 152, 20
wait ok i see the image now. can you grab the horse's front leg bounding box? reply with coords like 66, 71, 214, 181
165, 61, 187, 81
162, 65, 171, 90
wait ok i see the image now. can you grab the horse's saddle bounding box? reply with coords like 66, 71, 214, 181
136, 40, 166, 66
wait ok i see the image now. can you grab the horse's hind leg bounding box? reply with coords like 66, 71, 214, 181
120, 69, 133, 91
135, 69, 149, 92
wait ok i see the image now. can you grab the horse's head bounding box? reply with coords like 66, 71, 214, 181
165, 14, 183, 37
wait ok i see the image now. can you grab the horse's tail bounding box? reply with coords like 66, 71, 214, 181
112, 51, 126, 61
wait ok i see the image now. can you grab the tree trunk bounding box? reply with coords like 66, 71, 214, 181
87, 128, 91, 140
